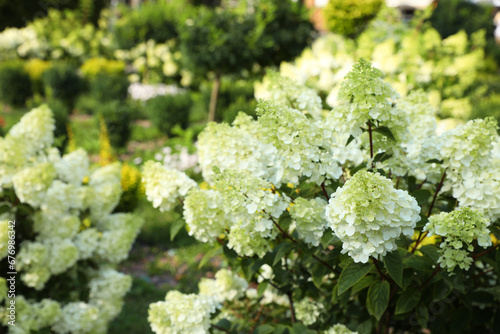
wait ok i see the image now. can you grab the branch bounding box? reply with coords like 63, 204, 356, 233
368, 121, 374, 168
427, 170, 447, 218
320, 182, 329, 201
287, 291, 297, 324
372, 257, 392, 282
419, 265, 440, 289
472, 244, 500, 259
211, 324, 230, 333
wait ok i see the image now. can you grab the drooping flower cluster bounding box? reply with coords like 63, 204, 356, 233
142, 161, 197, 212
290, 197, 328, 247
423, 207, 491, 272
326, 171, 421, 263
198, 269, 248, 303
0, 107, 142, 334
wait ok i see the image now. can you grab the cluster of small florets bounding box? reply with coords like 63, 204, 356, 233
0, 107, 140, 333
183, 188, 229, 242
141, 161, 197, 212
295, 298, 324, 326
255, 71, 323, 119
326, 171, 421, 263
290, 197, 328, 247
324, 323, 358, 334
423, 207, 491, 272
198, 269, 248, 303
436, 118, 500, 220
196, 114, 277, 183
148, 290, 219, 334
257, 100, 343, 185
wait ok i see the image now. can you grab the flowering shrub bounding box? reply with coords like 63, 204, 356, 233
0, 106, 143, 333
143, 59, 500, 333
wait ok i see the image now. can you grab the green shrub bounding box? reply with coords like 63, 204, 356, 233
97, 100, 133, 148
90, 72, 129, 102
75, 94, 101, 115
323, 0, 384, 38
46, 99, 70, 152
0, 62, 32, 107
42, 63, 85, 109
24, 59, 52, 96
146, 93, 192, 136
114, 1, 182, 49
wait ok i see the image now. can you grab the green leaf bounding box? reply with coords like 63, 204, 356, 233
351, 275, 376, 295
356, 319, 372, 334
346, 134, 356, 146
312, 264, 329, 289
496, 249, 500, 273
257, 281, 268, 298
373, 151, 392, 163
0, 202, 11, 215
273, 242, 295, 266
338, 262, 372, 295
395, 287, 421, 314
292, 323, 315, 334
384, 250, 403, 287
416, 304, 429, 328
214, 319, 231, 331
253, 324, 275, 334
404, 254, 434, 273
373, 126, 396, 141
367, 280, 390, 320
170, 220, 185, 241
412, 189, 431, 207
320, 232, 338, 249
419, 245, 440, 263
198, 246, 222, 269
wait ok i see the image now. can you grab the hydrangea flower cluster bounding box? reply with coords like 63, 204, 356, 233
0, 107, 142, 333
423, 207, 492, 272
436, 118, 500, 220
148, 291, 218, 334
326, 171, 421, 263
196, 113, 277, 183
295, 298, 324, 326
324, 324, 358, 334
290, 197, 328, 247
142, 161, 197, 212
257, 101, 343, 185
255, 71, 323, 119
198, 269, 248, 303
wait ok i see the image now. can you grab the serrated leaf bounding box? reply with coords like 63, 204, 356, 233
198, 246, 222, 269
170, 220, 185, 241
273, 242, 295, 266
339, 262, 372, 295
384, 250, 403, 287
374, 126, 396, 141
367, 280, 390, 320
395, 287, 421, 314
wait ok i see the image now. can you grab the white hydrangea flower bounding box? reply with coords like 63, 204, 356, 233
424, 207, 492, 272
31, 299, 62, 330
142, 161, 197, 212
255, 71, 323, 119
324, 323, 358, 334
290, 197, 328, 247
0, 220, 9, 260
214, 169, 288, 239
257, 101, 343, 185
183, 189, 229, 242
17, 241, 51, 290
326, 171, 420, 263
47, 238, 79, 275
88, 163, 122, 219
33, 213, 80, 241
52, 302, 102, 334
227, 220, 273, 258
12, 162, 55, 208
295, 298, 324, 326
74, 228, 101, 260
198, 269, 248, 303
95, 213, 144, 263
54, 148, 89, 185
196, 113, 277, 183
148, 290, 218, 334
88, 268, 132, 320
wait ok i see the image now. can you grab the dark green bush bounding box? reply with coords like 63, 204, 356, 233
42, 63, 85, 109
323, 0, 384, 38
114, 1, 182, 49
97, 100, 133, 148
0, 62, 32, 107
47, 99, 70, 152
75, 94, 101, 115
147, 92, 192, 136
90, 72, 129, 102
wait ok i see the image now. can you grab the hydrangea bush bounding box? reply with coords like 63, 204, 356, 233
0, 106, 143, 333
143, 59, 500, 333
